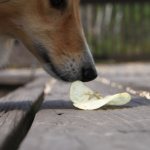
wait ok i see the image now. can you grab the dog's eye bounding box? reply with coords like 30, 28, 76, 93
50, 0, 66, 10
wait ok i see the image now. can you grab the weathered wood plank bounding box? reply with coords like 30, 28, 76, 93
0, 69, 48, 85
20, 80, 150, 150
97, 63, 150, 90
0, 77, 52, 150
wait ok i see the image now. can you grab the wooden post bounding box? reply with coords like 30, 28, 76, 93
81, 0, 150, 4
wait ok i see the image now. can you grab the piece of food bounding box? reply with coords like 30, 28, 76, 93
70, 81, 102, 104
70, 81, 131, 110
106, 93, 131, 106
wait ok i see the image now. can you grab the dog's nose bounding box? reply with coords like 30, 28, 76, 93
81, 67, 97, 82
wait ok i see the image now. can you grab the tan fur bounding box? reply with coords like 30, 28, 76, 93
0, 0, 96, 81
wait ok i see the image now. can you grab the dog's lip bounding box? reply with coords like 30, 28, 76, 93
34, 44, 97, 82
33, 43, 80, 82
33, 43, 61, 77
44, 63, 82, 82
42, 63, 60, 79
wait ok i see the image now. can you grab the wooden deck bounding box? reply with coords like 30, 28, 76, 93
0, 63, 150, 150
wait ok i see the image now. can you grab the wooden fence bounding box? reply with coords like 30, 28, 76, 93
4, 0, 150, 68
81, 1, 150, 61
81, 0, 149, 4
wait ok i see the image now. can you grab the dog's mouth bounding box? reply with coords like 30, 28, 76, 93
33, 43, 81, 82
33, 43, 62, 80
33, 43, 97, 82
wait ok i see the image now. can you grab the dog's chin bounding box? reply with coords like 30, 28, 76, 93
43, 64, 80, 82
42, 64, 61, 80
33, 43, 81, 82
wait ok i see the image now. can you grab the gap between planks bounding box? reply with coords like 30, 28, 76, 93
0, 77, 56, 150
19, 80, 150, 150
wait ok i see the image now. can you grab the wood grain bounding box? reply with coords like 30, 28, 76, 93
0, 69, 48, 86
0, 77, 49, 150
20, 80, 150, 150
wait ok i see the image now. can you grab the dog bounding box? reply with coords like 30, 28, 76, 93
0, 0, 97, 82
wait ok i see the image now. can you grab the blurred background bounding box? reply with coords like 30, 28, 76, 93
3, 0, 150, 68
81, 2, 150, 62
0, 0, 149, 96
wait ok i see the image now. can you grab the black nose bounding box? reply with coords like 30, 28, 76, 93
81, 67, 97, 82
